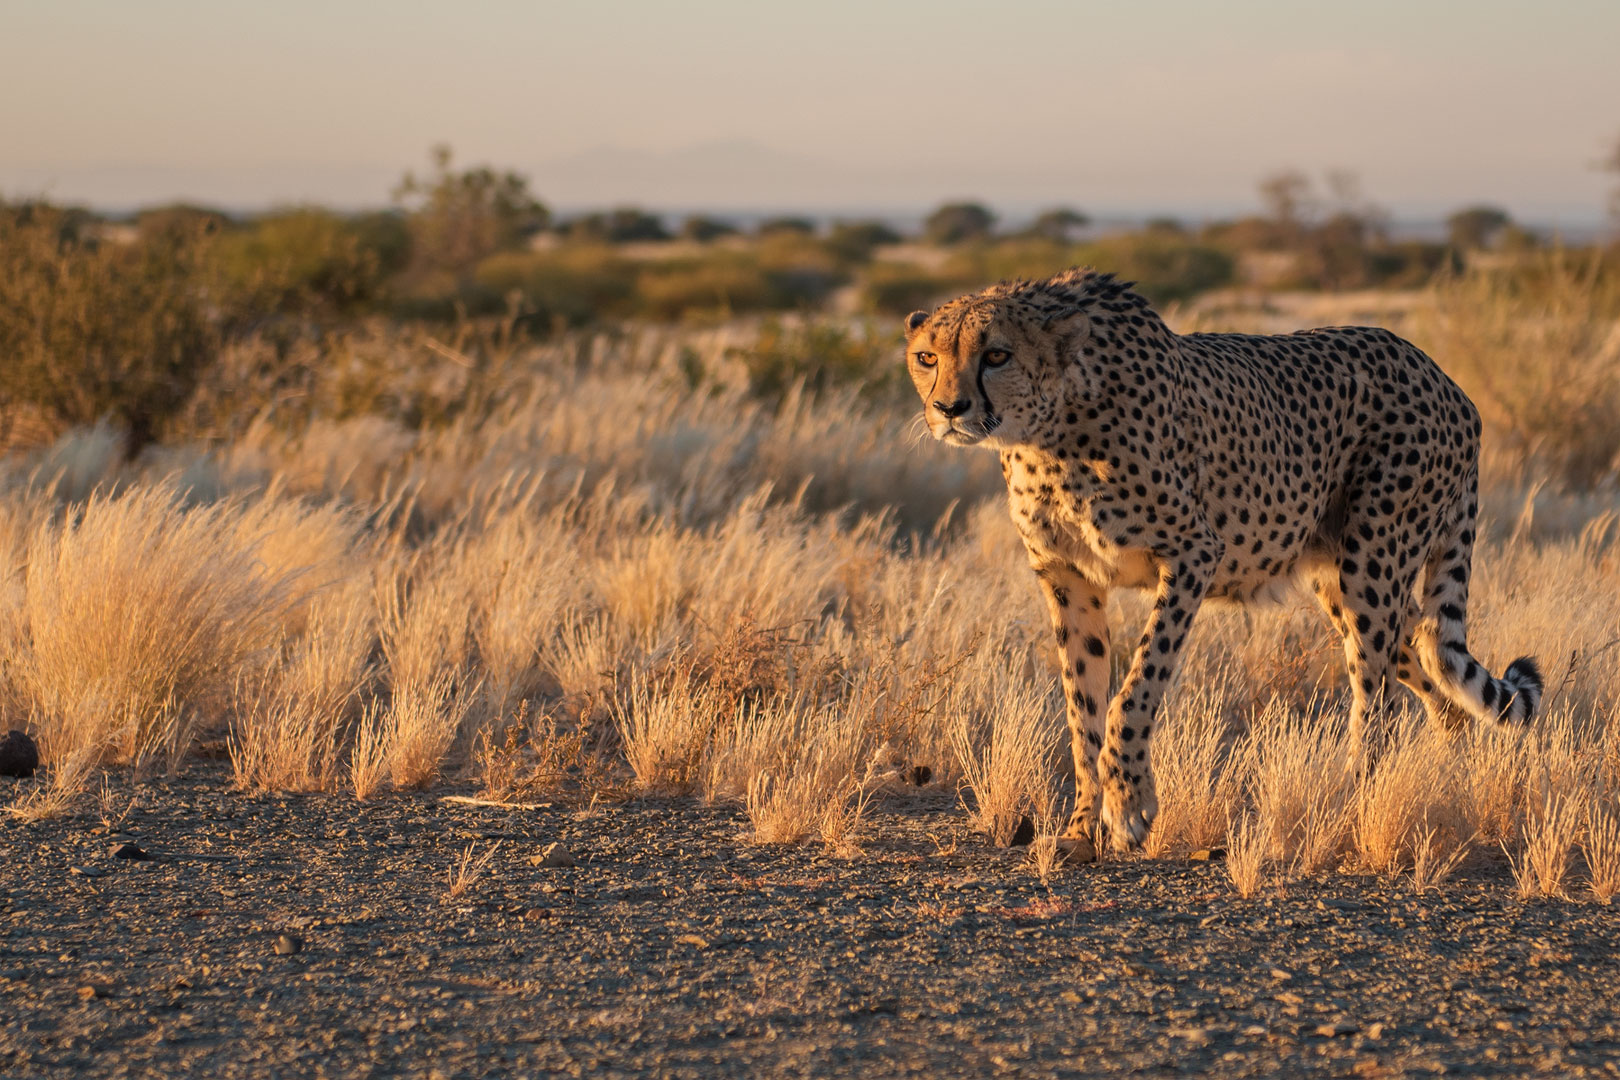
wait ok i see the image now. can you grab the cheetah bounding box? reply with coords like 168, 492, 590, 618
904, 268, 1543, 856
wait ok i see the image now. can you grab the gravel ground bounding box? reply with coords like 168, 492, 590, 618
5, 765, 1620, 1079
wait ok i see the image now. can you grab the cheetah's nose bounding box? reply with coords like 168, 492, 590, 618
932, 398, 972, 418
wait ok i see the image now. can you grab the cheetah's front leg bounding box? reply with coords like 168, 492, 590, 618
1033, 565, 1110, 862
1099, 544, 1220, 850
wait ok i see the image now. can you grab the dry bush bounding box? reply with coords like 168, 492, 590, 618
14, 485, 306, 767
949, 676, 1063, 847
474, 704, 609, 804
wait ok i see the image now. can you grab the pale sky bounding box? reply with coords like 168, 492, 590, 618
3, 0, 1618, 224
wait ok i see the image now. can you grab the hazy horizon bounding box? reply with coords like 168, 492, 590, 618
5, 0, 1618, 227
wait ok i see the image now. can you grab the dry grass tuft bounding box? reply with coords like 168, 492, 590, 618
349, 701, 390, 801
950, 677, 1063, 847
1352, 721, 1469, 875
1024, 808, 1065, 885
1243, 706, 1357, 873
817, 786, 871, 858
1584, 802, 1620, 903
740, 704, 871, 845
382, 671, 478, 791
5, 744, 100, 822
444, 842, 503, 901
1225, 813, 1267, 898
1508, 793, 1584, 899
1142, 688, 1243, 857
1411, 822, 1474, 894
14, 485, 307, 767
229, 580, 375, 793
616, 669, 714, 793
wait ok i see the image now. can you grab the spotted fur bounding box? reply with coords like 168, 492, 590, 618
905, 269, 1543, 852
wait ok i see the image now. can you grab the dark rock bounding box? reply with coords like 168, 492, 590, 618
110, 841, 148, 860
273, 934, 302, 956
1009, 815, 1036, 846
0, 730, 39, 778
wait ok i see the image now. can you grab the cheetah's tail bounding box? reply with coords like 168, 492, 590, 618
1497, 655, 1544, 724
1425, 636, 1543, 726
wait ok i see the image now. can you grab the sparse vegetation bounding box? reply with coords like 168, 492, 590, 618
3, 153, 1620, 901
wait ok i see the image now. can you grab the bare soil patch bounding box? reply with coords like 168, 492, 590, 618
5, 766, 1620, 1078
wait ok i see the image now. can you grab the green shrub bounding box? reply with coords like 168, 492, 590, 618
210, 208, 391, 317
635, 257, 774, 320
857, 263, 967, 315
732, 318, 905, 401
951, 234, 1235, 305
472, 247, 639, 326
0, 204, 215, 453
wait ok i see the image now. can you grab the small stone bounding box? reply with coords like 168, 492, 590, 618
71, 865, 107, 879
110, 841, 148, 860
76, 986, 98, 1001
675, 933, 708, 949
1009, 815, 1036, 847
1315, 1021, 1360, 1038
1269, 967, 1294, 981
1190, 847, 1227, 861
0, 730, 39, 778
273, 934, 302, 956
521, 908, 551, 921
531, 842, 575, 869
1366, 1023, 1387, 1040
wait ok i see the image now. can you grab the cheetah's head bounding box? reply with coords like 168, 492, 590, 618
903, 288, 1091, 449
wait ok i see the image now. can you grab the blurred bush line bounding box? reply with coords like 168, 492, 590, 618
3, 150, 1619, 481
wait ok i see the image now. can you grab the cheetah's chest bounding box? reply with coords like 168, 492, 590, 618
1007, 479, 1161, 591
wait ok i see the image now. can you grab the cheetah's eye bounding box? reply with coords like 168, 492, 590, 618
913, 352, 937, 368
982, 348, 1012, 367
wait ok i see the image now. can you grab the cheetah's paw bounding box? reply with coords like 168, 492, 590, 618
1101, 780, 1158, 852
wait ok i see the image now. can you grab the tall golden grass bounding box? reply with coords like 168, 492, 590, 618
1, 277, 1617, 897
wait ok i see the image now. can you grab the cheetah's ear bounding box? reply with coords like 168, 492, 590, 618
1042, 308, 1092, 343
1043, 309, 1095, 400
904, 310, 929, 334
